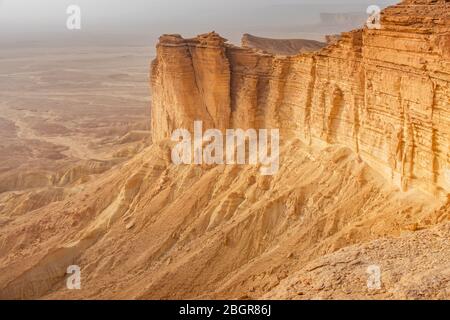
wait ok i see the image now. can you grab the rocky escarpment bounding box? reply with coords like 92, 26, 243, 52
151, 0, 450, 197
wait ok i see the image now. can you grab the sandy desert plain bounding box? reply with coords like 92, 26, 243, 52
0, 45, 152, 198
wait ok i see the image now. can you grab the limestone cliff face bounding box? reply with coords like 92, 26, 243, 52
151, 0, 450, 196
150, 33, 231, 141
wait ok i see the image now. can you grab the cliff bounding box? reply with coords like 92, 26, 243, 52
151, 0, 450, 197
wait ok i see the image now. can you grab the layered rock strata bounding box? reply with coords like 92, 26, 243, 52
151, 0, 449, 197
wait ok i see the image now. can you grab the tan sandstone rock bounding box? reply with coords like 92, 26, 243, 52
151, 1, 450, 197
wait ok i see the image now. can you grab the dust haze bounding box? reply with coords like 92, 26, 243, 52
0, 0, 397, 47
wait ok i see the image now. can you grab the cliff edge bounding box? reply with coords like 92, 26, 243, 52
151, 0, 450, 197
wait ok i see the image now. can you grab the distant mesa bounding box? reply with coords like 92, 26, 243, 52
319, 12, 367, 27
241, 33, 326, 55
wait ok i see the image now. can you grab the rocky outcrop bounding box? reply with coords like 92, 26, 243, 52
151, 0, 449, 197
150, 33, 231, 141
241, 34, 326, 55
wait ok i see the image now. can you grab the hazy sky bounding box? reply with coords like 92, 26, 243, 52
0, 0, 399, 46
